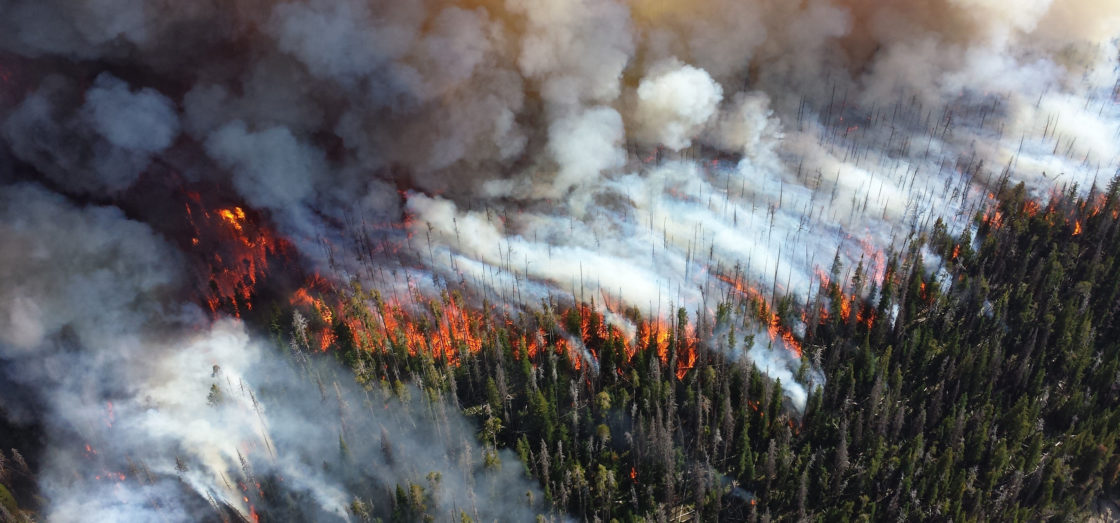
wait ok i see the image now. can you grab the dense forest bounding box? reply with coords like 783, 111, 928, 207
228, 174, 1119, 521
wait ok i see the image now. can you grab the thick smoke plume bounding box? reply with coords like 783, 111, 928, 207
1, 0, 1119, 519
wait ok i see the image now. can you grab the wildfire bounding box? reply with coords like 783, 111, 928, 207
1073, 220, 1082, 236
715, 273, 802, 358
284, 271, 708, 379
982, 209, 1004, 230
856, 307, 874, 329
839, 296, 853, 323
184, 194, 288, 318
218, 207, 247, 232
94, 472, 126, 482
374, 297, 486, 364
814, 267, 831, 290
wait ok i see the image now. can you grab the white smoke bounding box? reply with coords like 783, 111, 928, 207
547, 106, 627, 200
633, 60, 724, 150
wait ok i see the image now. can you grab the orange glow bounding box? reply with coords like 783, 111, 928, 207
218, 207, 246, 232
185, 197, 287, 318
814, 267, 831, 290
982, 209, 1004, 230
675, 322, 698, 380
856, 307, 875, 329
858, 235, 887, 284
839, 296, 853, 323
715, 273, 802, 358
951, 244, 960, 261
287, 274, 703, 377
365, 296, 488, 364
1073, 220, 1082, 236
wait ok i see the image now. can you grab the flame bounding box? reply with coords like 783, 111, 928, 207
715, 273, 802, 358
839, 296, 853, 323
814, 267, 831, 290
287, 273, 703, 378
675, 325, 698, 380
982, 209, 1004, 230
184, 195, 287, 318
856, 234, 888, 284
856, 307, 874, 329
218, 207, 246, 232
1073, 220, 1082, 236
93, 471, 126, 482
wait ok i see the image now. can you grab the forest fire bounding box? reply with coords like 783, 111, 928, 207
981, 209, 1004, 230
715, 273, 803, 358
184, 193, 289, 318
93, 472, 126, 482
377, 297, 486, 364
278, 269, 708, 379
3, 0, 1119, 520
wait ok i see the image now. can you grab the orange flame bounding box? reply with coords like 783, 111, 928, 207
715, 273, 802, 358
185, 197, 287, 318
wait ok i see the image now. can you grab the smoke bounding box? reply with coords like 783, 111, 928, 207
633, 60, 723, 150
2, 73, 180, 195
547, 106, 627, 200
203, 120, 322, 237
1, 0, 1119, 517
